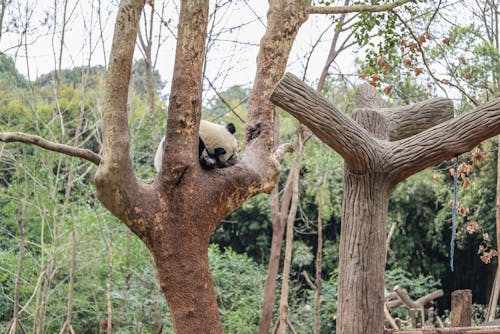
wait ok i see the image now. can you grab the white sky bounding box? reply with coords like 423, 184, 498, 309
0, 0, 351, 100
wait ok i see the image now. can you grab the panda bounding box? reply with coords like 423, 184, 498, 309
154, 120, 238, 172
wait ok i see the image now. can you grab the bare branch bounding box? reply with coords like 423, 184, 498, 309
0, 132, 101, 165
273, 143, 295, 161
392, 10, 478, 106
353, 92, 454, 141
309, 0, 412, 15
301, 270, 317, 291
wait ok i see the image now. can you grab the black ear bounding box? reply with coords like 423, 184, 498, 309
226, 123, 236, 134
214, 147, 227, 156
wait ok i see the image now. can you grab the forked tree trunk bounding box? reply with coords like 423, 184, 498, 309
271, 72, 500, 334
92, 2, 309, 333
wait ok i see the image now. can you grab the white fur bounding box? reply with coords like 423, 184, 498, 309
154, 120, 238, 172
199, 120, 238, 165
154, 136, 165, 172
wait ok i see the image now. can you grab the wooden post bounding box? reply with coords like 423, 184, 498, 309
451, 289, 472, 327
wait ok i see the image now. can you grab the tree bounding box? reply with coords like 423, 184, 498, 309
0, 0, 424, 333
271, 73, 500, 334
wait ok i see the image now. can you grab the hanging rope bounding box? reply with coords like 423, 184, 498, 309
450, 156, 459, 272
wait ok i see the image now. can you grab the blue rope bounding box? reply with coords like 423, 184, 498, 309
450, 157, 459, 272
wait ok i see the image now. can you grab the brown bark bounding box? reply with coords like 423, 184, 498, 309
276, 140, 302, 334
271, 73, 500, 334
1, 1, 426, 334
92, 1, 309, 333
314, 189, 324, 334
451, 290, 472, 327
0, 132, 101, 165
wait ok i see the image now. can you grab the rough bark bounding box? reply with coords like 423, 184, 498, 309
276, 141, 302, 334
451, 290, 472, 327
487, 137, 500, 322
91, 1, 309, 333
0, 1, 424, 333
271, 72, 500, 334
314, 189, 324, 334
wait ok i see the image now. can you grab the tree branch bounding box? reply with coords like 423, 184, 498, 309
100, 0, 143, 170
387, 98, 500, 183
273, 143, 295, 161
309, 0, 412, 15
301, 270, 317, 291
94, 0, 152, 235
270, 72, 382, 174
245, 0, 309, 150
159, 0, 209, 184
353, 96, 454, 141
0, 132, 101, 165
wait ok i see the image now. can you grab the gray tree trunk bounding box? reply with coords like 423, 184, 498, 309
271, 72, 500, 334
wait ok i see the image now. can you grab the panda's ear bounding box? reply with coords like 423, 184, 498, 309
226, 123, 236, 134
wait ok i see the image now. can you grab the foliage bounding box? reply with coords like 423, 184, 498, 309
385, 268, 441, 322
209, 245, 267, 333
0, 54, 29, 89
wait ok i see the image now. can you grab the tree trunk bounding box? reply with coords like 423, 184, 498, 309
258, 186, 287, 334
151, 232, 222, 334
337, 173, 391, 333
276, 142, 302, 334
271, 73, 500, 334
314, 189, 324, 334
487, 136, 500, 321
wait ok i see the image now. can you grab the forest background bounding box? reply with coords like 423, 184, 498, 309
0, 0, 499, 333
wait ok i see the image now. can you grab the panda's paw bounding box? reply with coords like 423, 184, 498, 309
200, 156, 217, 170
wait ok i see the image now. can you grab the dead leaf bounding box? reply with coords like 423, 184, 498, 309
466, 221, 479, 234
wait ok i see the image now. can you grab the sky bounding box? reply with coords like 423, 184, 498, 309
0, 0, 350, 100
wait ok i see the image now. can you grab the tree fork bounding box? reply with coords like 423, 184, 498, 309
270, 72, 500, 334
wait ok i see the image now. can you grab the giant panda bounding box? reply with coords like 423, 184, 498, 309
154, 120, 238, 172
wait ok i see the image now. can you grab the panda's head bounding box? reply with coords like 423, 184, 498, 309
198, 120, 238, 170
153, 120, 239, 172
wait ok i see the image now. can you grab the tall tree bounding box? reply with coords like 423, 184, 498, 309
0, 0, 421, 332
271, 73, 500, 334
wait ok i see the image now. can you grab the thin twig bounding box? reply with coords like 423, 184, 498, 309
392, 10, 479, 106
